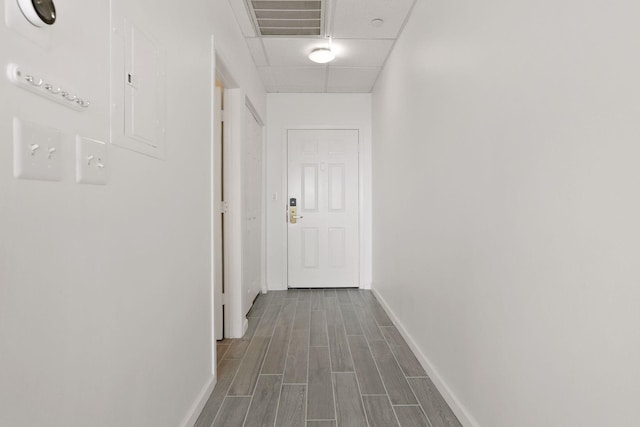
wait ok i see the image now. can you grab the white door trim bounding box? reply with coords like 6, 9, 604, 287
281, 125, 371, 289
209, 36, 217, 374
213, 84, 223, 343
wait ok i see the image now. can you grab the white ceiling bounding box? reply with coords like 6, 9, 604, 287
228, 0, 417, 93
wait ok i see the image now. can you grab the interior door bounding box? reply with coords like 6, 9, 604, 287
213, 84, 224, 341
242, 106, 262, 314
287, 129, 359, 288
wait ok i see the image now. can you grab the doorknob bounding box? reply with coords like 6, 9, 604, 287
289, 206, 303, 224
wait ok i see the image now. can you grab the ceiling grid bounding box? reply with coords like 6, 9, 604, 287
229, 0, 418, 93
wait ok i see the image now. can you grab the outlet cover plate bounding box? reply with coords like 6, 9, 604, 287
76, 136, 108, 185
13, 117, 61, 181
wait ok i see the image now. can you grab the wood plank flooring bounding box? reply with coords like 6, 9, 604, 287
195, 289, 462, 427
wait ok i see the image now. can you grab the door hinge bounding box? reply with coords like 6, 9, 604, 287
220, 109, 225, 122
220, 201, 229, 213
221, 292, 227, 305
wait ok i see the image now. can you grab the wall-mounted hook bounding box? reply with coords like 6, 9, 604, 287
7, 64, 90, 112
26, 75, 43, 86
44, 83, 61, 94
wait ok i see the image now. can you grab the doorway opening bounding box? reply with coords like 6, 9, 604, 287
213, 52, 266, 341
213, 78, 225, 341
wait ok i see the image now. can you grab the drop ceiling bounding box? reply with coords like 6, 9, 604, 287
228, 0, 417, 93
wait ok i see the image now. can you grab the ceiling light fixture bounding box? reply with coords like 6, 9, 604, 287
371, 18, 384, 27
308, 48, 335, 64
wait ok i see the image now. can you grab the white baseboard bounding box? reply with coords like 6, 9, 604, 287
372, 288, 480, 427
180, 375, 216, 427
266, 281, 287, 291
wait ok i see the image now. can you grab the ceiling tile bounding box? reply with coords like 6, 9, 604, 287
270, 66, 327, 87
327, 67, 380, 90
267, 86, 325, 93
228, 0, 257, 37
331, 0, 415, 39
262, 38, 334, 67
327, 87, 372, 93
257, 67, 276, 87
330, 39, 394, 67
246, 38, 269, 67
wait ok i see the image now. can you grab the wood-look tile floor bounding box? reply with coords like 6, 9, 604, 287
195, 289, 462, 427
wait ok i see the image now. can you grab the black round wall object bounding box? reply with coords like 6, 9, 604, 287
32, 0, 56, 25
17, 0, 56, 27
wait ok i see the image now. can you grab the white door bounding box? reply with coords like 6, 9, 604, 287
242, 106, 263, 314
213, 84, 224, 340
287, 129, 359, 288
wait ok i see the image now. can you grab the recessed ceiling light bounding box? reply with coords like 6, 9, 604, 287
308, 48, 335, 64
371, 18, 384, 27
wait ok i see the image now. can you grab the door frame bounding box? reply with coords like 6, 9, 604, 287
281, 126, 370, 289
213, 46, 267, 342
213, 83, 223, 342
215, 53, 241, 342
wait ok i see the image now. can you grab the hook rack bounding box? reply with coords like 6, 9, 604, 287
6, 63, 90, 111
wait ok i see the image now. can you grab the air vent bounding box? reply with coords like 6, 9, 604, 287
249, 0, 324, 36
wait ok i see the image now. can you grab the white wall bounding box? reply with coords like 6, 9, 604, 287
0, 0, 265, 426
372, 0, 640, 426
266, 94, 372, 290
210, 0, 266, 119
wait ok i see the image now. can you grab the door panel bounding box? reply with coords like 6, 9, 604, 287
287, 129, 359, 288
242, 106, 262, 315
214, 85, 223, 340
302, 164, 319, 211
328, 164, 346, 211
302, 228, 320, 268
328, 227, 346, 268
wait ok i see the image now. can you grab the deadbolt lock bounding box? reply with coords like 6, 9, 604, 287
289, 197, 303, 224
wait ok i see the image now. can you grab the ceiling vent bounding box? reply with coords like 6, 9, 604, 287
247, 0, 324, 36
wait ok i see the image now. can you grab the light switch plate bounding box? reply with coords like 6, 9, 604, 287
13, 117, 61, 181
76, 136, 108, 185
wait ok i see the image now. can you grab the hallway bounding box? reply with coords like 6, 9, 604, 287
195, 289, 461, 427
